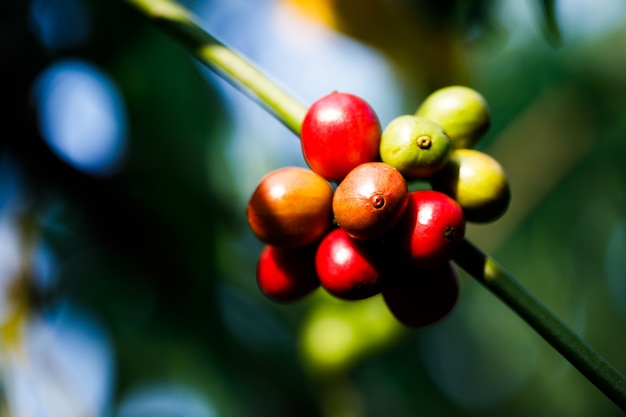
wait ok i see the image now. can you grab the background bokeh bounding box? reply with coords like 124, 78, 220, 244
2, 0, 626, 416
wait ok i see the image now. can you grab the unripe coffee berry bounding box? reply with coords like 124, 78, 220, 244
315, 228, 384, 300
256, 244, 320, 302
332, 162, 408, 240
431, 149, 510, 223
379, 115, 451, 179
416, 85, 490, 149
301, 92, 381, 182
246, 167, 333, 247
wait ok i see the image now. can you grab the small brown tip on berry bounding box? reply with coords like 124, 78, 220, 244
416, 135, 432, 149
443, 225, 457, 241
371, 193, 386, 210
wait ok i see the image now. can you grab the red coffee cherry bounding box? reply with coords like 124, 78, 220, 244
301, 92, 381, 182
246, 167, 333, 248
332, 162, 408, 240
382, 262, 460, 327
315, 228, 384, 300
389, 190, 465, 267
256, 244, 320, 302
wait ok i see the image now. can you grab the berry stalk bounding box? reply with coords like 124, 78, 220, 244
122, 0, 626, 410
123, 0, 307, 136
453, 239, 626, 411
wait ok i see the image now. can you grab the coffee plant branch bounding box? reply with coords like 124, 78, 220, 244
453, 239, 626, 410
124, 0, 307, 136
122, 0, 626, 411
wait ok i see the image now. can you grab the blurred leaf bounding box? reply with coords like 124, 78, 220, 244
538, 0, 562, 47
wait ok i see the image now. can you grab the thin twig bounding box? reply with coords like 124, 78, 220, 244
124, 0, 307, 136
121, 0, 626, 411
453, 238, 626, 411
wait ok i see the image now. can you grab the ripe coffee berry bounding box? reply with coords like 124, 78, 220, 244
333, 162, 408, 240
256, 244, 320, 302
301, 92, 381, 182
246, 167, 333, 248
390, 190, 465, 267
382, 262, 460, 327
315, 228, 384, 300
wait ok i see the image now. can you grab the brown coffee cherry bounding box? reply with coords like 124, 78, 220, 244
247, 167, 333, 247
332, 162, 409, 240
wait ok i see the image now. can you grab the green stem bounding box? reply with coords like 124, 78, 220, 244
122, 0, 626, 411
453, 239, 626, 411
123, 0, 307, 136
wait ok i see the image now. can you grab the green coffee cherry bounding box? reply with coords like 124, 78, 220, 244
416, 85, 490, 149
379, 115, 451, 179
430, 149, 510, 223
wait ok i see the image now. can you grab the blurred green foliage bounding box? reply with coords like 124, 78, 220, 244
2, 0, 626, 416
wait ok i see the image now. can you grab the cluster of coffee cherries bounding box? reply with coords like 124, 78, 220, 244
246, 86, 510, 327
